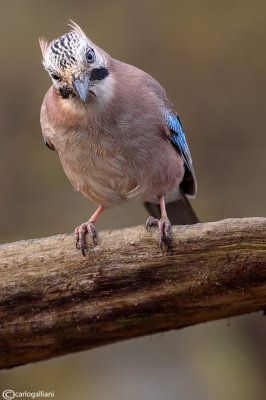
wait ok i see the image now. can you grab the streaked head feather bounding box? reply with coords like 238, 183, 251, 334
68, 20, 87, 39
39, 37, 49, 58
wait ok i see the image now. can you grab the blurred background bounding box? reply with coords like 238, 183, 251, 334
0, 0, 265, 399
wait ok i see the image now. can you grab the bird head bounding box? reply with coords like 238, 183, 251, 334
40, 21, 110, 104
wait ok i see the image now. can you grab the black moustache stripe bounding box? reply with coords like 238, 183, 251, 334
59, 87, 72, 99
90, 67, 109, 81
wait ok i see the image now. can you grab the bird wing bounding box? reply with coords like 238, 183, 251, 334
163, 109, 197, 196
43, 136, 55, 151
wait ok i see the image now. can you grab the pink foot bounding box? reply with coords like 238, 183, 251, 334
75, 222, 97, 256
146, 216, 172, 249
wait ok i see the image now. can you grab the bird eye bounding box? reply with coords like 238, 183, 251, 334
86, 49, 95, 63
51, 74, 61, 81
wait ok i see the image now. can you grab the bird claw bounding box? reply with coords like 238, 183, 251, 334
75, 222, 97, 256
145, 216, 172, 249
145, 216, 159, 231
158, 217, 171, 249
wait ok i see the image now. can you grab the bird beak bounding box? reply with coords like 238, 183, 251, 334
73, 74, 90, 104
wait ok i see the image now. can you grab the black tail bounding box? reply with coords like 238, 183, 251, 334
144, 190, 199, 225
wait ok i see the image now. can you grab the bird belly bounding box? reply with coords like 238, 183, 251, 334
60, 152, 180, 207
58, 147, 140, 207
56, 128, 184, 207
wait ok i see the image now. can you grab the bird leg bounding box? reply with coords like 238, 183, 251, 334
75, 205, 105, 256
145, 196, 171, 249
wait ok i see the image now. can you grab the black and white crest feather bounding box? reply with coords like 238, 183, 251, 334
50, 32, 85, 70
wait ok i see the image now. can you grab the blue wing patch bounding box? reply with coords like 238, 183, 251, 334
163, 109, 197, 196
43, 136, 55, 151
163, 109, 193, 172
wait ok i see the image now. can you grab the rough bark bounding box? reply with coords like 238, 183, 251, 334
0, 217, 265, 370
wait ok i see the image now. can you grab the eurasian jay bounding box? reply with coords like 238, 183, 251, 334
40, 21, 198, 255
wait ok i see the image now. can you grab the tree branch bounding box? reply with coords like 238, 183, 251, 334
0, 217, 265, 369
